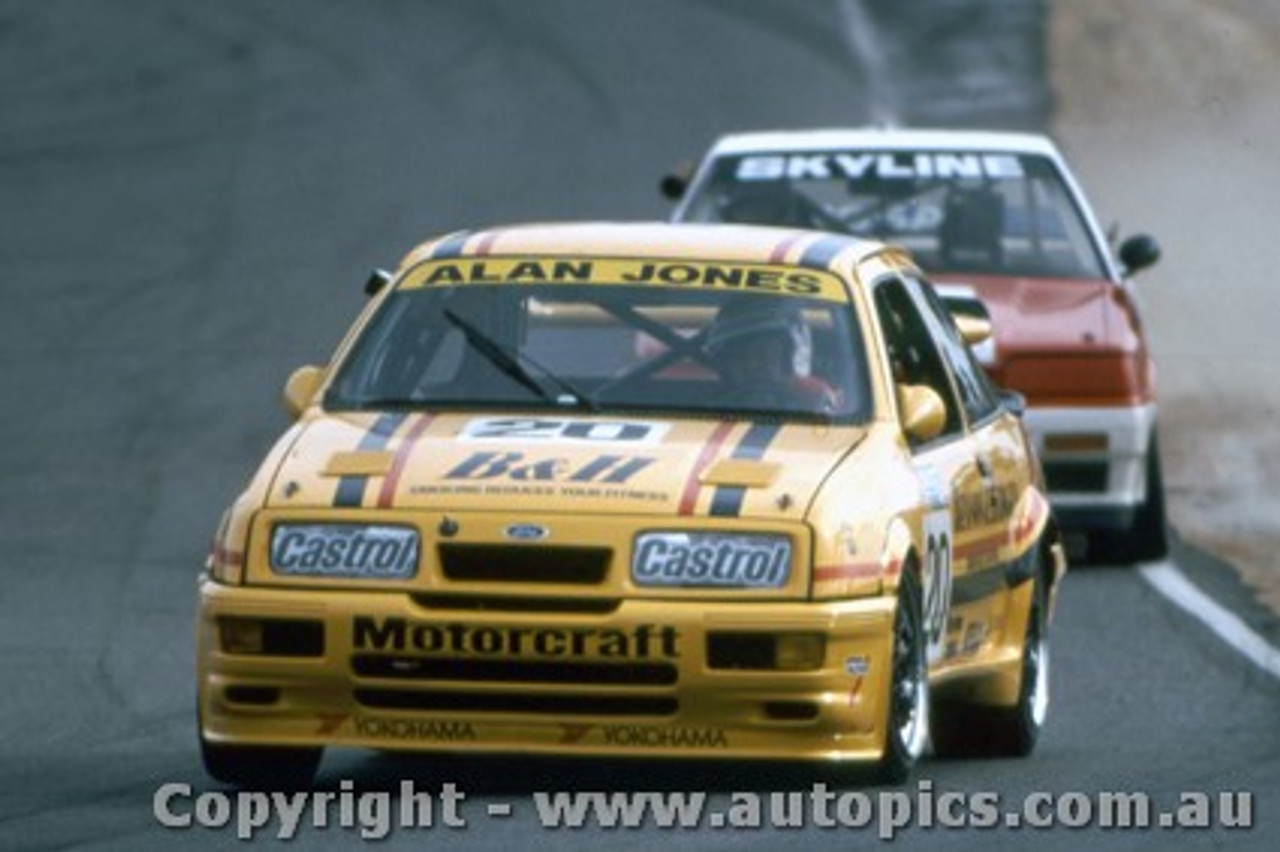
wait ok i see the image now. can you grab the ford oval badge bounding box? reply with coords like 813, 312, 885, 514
505, 524, 548, 541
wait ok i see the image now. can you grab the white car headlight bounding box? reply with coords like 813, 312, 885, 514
270, 524, 419, 579
632, 532, 791, 589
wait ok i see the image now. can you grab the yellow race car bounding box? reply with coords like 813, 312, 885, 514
197, 222, 1066, 787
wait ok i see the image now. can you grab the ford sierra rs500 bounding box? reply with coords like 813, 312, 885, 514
197, 222, 1065, 787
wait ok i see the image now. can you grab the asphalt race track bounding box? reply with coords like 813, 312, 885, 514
1, 2, 1276, 849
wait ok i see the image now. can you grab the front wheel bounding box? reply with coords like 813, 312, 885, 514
1093, 431, 1169, 564
932, 559, 1049, 757
876, 568, 929, 784
986, 570, 1049, 756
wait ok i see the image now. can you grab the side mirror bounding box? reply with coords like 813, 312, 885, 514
897, 384, 947, 443
364, 268, 392, 297
1118, 234, 1160, 276
936, 285, 993, 343
282, 365, 325, 419
937, 285, 996, 361
953, 312, 993, 346
659, 160, 694, 201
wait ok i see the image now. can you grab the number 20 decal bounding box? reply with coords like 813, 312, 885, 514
921, 510, 954, 663
461, 418, 670, 446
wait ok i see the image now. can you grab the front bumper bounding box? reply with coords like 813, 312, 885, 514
197, 578, 903, 763
1022, 403, 1156, 531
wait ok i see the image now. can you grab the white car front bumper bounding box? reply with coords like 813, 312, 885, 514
1022, 403, 1157, 531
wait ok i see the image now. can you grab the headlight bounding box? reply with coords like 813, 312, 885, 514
270, 524, 419, 579
632, 532, 791, 589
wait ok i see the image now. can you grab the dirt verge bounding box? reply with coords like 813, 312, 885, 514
1051, 0, 1280, 612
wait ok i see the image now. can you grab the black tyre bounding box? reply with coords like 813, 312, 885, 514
876, 568, 929, 784
200, 730, 322, 789
931, 559, 1049, 758
986, 568, 1050, 756
1093, 431, 1169, 564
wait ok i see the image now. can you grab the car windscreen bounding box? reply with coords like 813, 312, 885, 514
679, 151, 1108, 279
326, 270, 872, 424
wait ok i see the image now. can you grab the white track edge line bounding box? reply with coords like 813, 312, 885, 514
1139, 560, 1280, 680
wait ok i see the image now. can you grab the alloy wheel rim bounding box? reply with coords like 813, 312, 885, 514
1028, 630, 1050, 726
892, 600, 929, 758
1025, 604, 1049, 727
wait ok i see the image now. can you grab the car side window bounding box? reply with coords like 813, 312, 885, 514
910, 278, 1002, 425
873, 278, 964, 442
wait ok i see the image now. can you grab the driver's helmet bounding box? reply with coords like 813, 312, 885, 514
704, 297, 813, 378
717, 182, 800, 227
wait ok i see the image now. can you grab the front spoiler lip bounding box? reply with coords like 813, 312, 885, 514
197, 578, 899, 761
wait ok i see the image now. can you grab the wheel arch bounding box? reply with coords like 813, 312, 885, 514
879, 515, 923, 595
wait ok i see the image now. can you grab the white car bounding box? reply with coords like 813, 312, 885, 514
666, 128, 1166, 562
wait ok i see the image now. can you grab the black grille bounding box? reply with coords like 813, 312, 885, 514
438, 544, 610, 584
354, 689, 677, 717
411, 593, 619, 614
353, 655, 677, 686
1043, 461, 1108, 493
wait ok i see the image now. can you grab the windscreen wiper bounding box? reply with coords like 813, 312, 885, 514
442, 309, 598, 412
